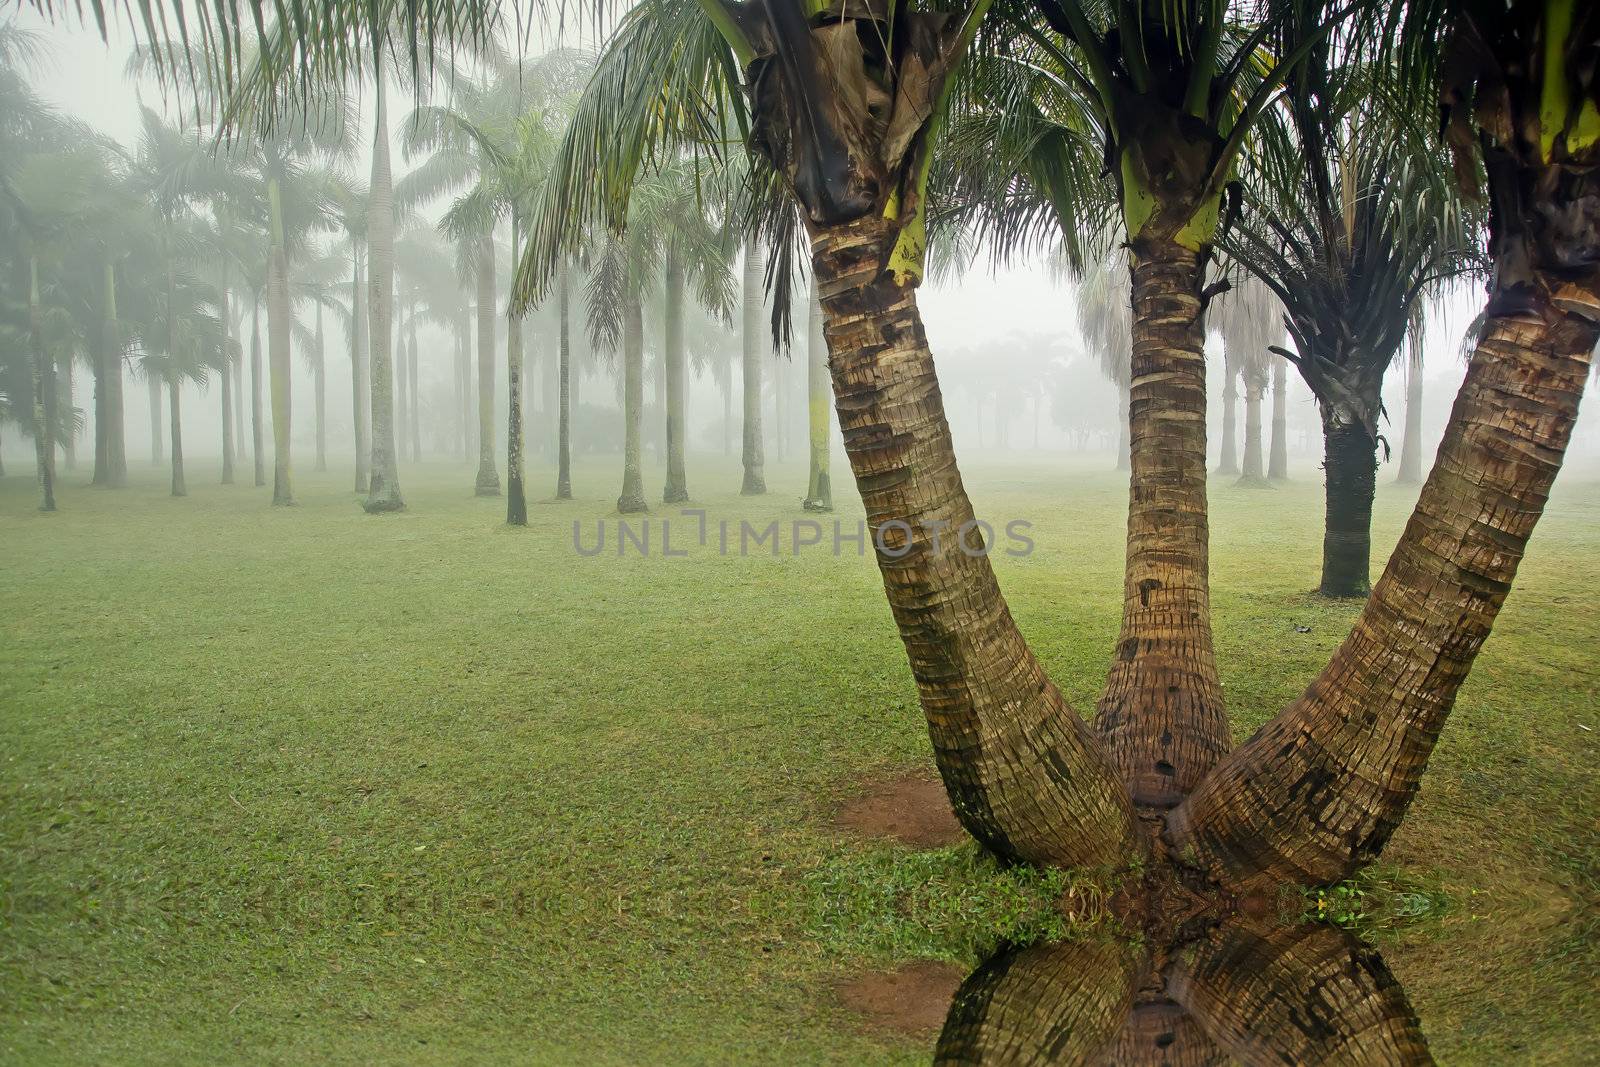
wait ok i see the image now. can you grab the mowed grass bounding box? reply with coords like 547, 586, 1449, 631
1, 448, 1596, 1065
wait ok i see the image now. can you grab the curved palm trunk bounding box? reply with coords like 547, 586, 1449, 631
167, 377, 186, 498
506, 221, 528, 526
351, 251, 372, 493
1216, 356, 1239, 475
250, 299, 265, 487
1268, 356, 1288, 479
617, 293, 648, 514
556, 260, 573, 499
474, 233, 500, 497
266, 197, 294, 506
812, 215, 1136, 866
1239, 374, 1265, 482
739, 235, 767, 495
314, 303, 327, 472
802, 281, 832, 511
1093, 240, 1230, 813
1318, 411, 1378, 597
934, 939, 1137, 1065
28, 257, 55, 511
364, 71, 404, 513
1170, 308, 1596, 891
663, 249, 689, 503
148, 374, 162, 466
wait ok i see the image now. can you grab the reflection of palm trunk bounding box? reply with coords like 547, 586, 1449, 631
663, 249, 689, 503
1267, 357, 1288, 479
168, 377, 186, 497
739, 236, 766, 495
1094, 239, 1229, 812
364, 69, 404, 512
802, 283, 831, 511
1171, 310, 1596, 892
617, 293, 647, 513
474, 233, 500, 496
556, 261, 572, 499
812, 214, 1134, 866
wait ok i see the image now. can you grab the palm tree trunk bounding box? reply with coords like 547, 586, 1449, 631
168, 377, 186, 497
663, 248, 689, 503
475, 233, 500, 496
233, 337, 245, 466
60, 353, 75, 471
364, 69, 404, 513
250, 298, 265, 487
739, 235, 767, 495
1169, 308, 1597, 891
1268, 356, 1289, 479
351, 250, 372, 493
811, 214, 1136, 867
28, 256, 56, 511
453, 316, 466, 460
394, 296, 409, 460
556, 260, 573, 499
266, 187, 294, 506
459, 308, 473, 462
94, 256, 128, 488
1115, 379, 1130, 471
1318, 410, 1378, 597
148, 373, 163, 466
803, 281, 832, 511
617, 292, 648, 513
314, 301, 327, 472
1396, 351, 1424, 485
506, 219, 528, 526
1216, 355, 1239, 475
220, 274, 235, 485
408, 308, 421, 462
1093, 239, 1230, 813
1239, 375, 1265, 482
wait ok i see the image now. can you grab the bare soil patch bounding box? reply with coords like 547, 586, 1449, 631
836, 961, 965, 1037
833, 773, 965, 848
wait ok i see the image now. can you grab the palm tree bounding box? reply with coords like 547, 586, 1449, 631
801, 279, 832, 510
1393, 302, 1428, 485
1209, 275, 1282, 485
329, 179, 373, 492
291, 245, 348, 472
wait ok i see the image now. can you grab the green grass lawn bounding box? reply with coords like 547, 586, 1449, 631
2, 450, 1596, 1064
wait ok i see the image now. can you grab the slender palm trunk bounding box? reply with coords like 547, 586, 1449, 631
351, 250, 372, 493
1216, 355, 1239, 474
459, 308, 473, 461
1268, 356, 1289, 479
364, 70, 404, 512
1239, 374, 1265, 482
168, 377, 185, 497
60, 354, 75, 471
506, 220, 528, 525
774, 350, 786, 463
1094, 239, 1230, 812
233, 339, 244, 464
220, 276, 235, 484
617, 293, 647, 513
28, 257, 55, 511
663, 249, 689, 503
1170, 307, 1596, 891
811, 214, 1135, 866
1115, 379, 1131, 471
474, 233, 500, 496
148, 373, 162, 466
556, 260, 573, 499
739, 236, 767, 495
1318, 410, 1378, 597
394, 298, 409, 459
1396, 351, 1424, 485
250, 299, 265, 486
266, 189, 294, 506
95, 256, 127, 487
408, 308, 421, 462
314, 302, 327, 472
802, 282, 832, 511
453, 317, 466, 459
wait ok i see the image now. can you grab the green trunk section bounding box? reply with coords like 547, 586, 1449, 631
168, 376, 186, 498
267, 178, 294, 506
475, 233, 500, 497
507, 217, 527, 526
739, 236, 766, 495
618, 294, 647, 514
29, 255, 56, 511
364, 70, 405, 513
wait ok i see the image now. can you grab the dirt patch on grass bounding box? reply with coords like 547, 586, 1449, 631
834, 773, 965, 848
836, 961, 965, 1037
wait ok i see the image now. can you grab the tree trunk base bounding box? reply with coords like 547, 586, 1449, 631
363, 478, 405, 513
1232, 475, 1273, 490
663, 486, 689, 504
617, 493, 648, 514
740, 474, 767, 496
